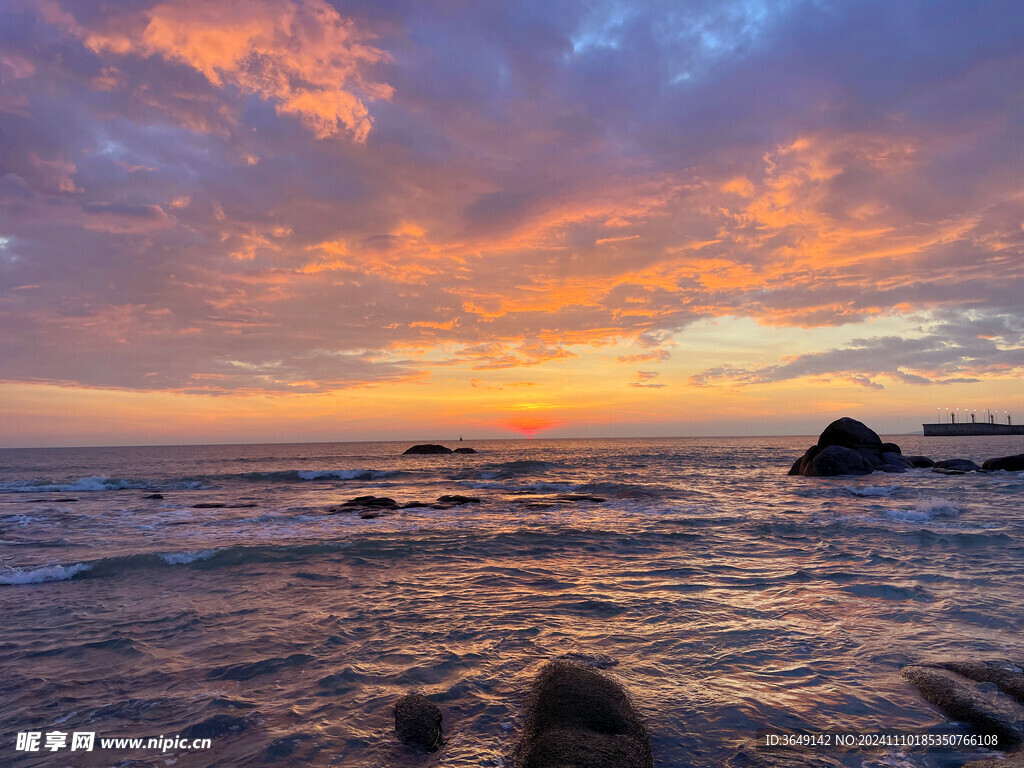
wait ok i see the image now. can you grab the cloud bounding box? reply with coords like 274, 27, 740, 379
629, 370, 665, 388
689, 315, 1024, 389
0, 0, 1022, 401
80, 0, 392, 140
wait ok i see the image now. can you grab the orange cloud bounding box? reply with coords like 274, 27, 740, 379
83, 0, 392, 141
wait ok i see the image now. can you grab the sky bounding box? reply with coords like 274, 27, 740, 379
1, 0, 1022, 447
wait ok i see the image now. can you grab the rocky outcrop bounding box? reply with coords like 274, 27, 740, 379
403, 444, 453, 454
905, 455, 935, 468
902, 662, 1024, 750
394, 693, 443, 752
982, 453, 1024, 472
453, 447, 477, 454
789, 418, 912, 476
513, 660, 652, 768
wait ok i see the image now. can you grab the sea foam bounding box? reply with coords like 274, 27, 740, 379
0, 563, 91, 585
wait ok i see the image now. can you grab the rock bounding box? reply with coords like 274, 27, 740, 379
940, 661, 1024, 705
144, 493, 164, 499
790, 418, 902, 476
394, 692, 443, 752
436, 495, 481, 505
453, 447, 477, 454
334, 495, 400, 511
403, 444, 453, 454
817, 417, 883, 449
933, 459, 982, 472
906, 455, 935, 468
193, 502, 227, 509
982, 453, 1024, 472
513, 660, 652, 768
901, 665, 1024, 748
401, 501, 430, 508
803, 445, 871, 476
555, 494, 606, 503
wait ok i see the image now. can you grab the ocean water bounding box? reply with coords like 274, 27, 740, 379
1, 435, 1022, 768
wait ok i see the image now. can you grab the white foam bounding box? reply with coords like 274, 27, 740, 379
885, 496, 963, 522
160, 549, 219, 565
0, 563, 91, 585
844, 485, 900, 497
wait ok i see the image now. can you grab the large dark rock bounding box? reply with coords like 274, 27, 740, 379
906, 455, 935, 468
790, 418, 908, 476
403, 444, 453, 455
982, 453, 1024, 472
394, 693, 443, 752
453, 447, 477, 454
513, 660, 652, 768
803, 445, 871, 477
817, 417, 883, 449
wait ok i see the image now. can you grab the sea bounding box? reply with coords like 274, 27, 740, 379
1, 435, 1022, 768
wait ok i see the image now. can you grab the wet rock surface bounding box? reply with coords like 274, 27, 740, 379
394, 692, 443, 752
513, 659, 653, 768
902, 663, 1024, 750
453, 447, 477, 453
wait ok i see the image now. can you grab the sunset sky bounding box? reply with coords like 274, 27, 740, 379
1, 0, 1022, 446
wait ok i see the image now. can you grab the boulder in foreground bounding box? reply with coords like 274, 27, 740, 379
513, 659, 652, 768
901, 663, 1024, 749
790, 417, 912, 476
394, 692, 443, 752
403, 444, 453, 454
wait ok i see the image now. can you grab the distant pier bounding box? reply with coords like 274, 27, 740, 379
923, 422, 1024, 436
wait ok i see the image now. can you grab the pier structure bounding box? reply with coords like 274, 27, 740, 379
924, 406, 1021, 435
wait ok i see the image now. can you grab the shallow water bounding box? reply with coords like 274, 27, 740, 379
1, 435, 1022, 767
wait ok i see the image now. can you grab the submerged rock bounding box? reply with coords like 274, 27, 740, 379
932, 459, 983, 473
394, 692, 443, 752
328, 496, 400, 514
403, 444, 452, 454
436, 494, 481, 505
144, 493, 164, 499
453, 447, 477, 454
192, 502, 227, 509
513, 660, 652, 768
982, 453, 1024, 472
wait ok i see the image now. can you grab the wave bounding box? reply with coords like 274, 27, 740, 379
0, 563, 91, 585
223, 469, 401, 483
0, 475, 204, 494
0, 542, 353, 587
885, 496, 963, 523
